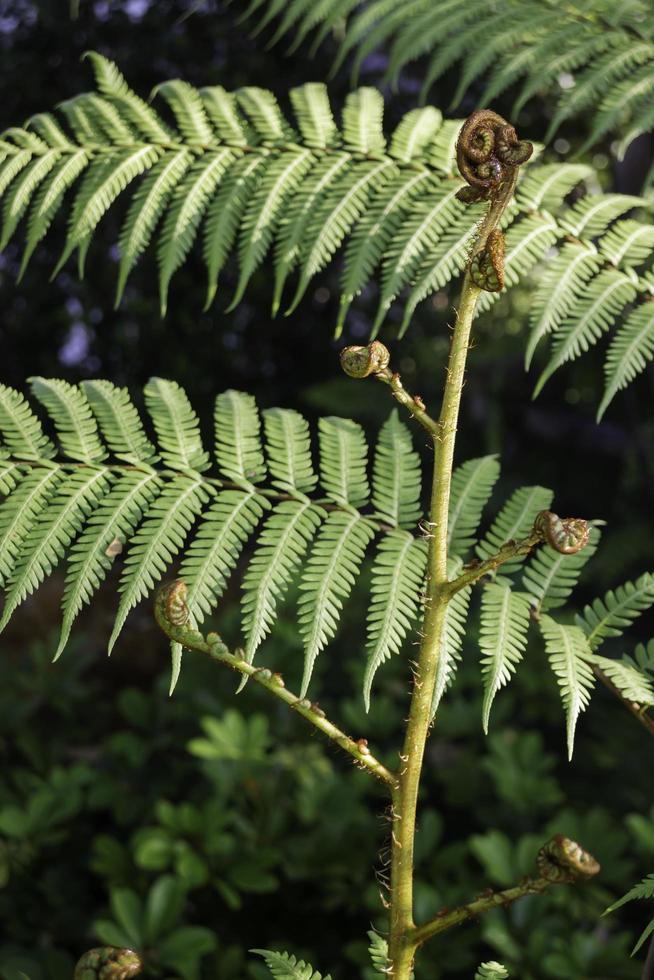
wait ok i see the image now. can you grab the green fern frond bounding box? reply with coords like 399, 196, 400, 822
539, 615, 595, 759
215, 389, 266, 485
475, 964, 509, 980
522, 527, 600, 613
2, 53, 654, 409
318, 416, 369, 508
371, 410, 422, 528
479, 584, 531, 732
576, 573, 654, 650
263, 408, 317, 494
448, 455, 500, 558
144, 378, 211, 473
81, 380, 159, 466
251, 949, 330, 980
0, 384, 55, 460
631, 639, 654, 677
0, 469, 63, 584
476, 485, 553, 579
367, 930, 390, 975
29, 377, 106, 463
598, 302, 654, 420
363, 531, 427, 710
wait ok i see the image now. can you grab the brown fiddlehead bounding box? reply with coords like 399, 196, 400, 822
456, 109, 533, 293
74, 948, 143, 980
534, 510, 590, 554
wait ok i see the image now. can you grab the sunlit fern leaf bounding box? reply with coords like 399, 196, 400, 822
179, 488, 268, 625
83, 49, 174, 142
631, 639, 654, 677
431, 559, 472, 720
115, 149, 194, 306
158, 149, 236, 315
237, 87, 296, 142
448, 455, 500, 558
576, 573, 654, 651
200, 85, 252, 145
598, 220, 654, 270
214, 389, 266, 485
598, 302, 654, 419
289, 82, 338, 149
604, 874, 654, 955
0, 462, 20, 496
426, 119, 462, 175
371, 410, 422, 528
559, 193, 646, 239
476, 485, 553, 579
389, 106, 442, 163
54, 471, 162, 660
107, 477, 210, 654
298, 511, 376, 695
29, 377, 106, 464
479, 584, 531, 732
286, 158, 397, 315
533, 269, 638, 398
342, 86, 385, 154
251, 949, 330, 980
0, 150, 59, 250
475, 963, 509, 980
581, 62, 654, 154
318, 416, 369, 508
153, 80, 215, 145
241, 500, 324, 663
0, 469, 64, 585
0, 469, 111, 633
144, 378, 210, 473
522, 527, 599, 613
0, 384, 55, 460
363, 531, 427, 710
82, 380, 159, 466
367, 930, 390, 976
539, 615, 595, 760
515, 163, 593, 215
263, 407, 317, 494
590, 653, 654, 708
203, 154, 266, 310
336, 169, 433, 334
525, 242, 602, 369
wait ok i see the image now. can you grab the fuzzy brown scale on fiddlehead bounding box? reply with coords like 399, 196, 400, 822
534, 511, 590, 555
469, 229, 505, 292
456, 109, 533, 198
536, 835, 600, 883
74, 947, 143, 980
157, 579, 190, 626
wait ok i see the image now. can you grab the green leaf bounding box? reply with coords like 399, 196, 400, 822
29, 377, 106, 464
479, 585, 531, 732
448, 456, 500, 558
252, 949, 329, 980
144, 378, 210, 473
522, 526, 600, 612
539, 615, 595, 759
476, 485, 553, 578
371, 410, 422, 528
576, 572, 654, 650
214, 389, 266, 484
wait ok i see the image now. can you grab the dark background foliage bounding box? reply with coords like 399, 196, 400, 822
0, 2, 653, 978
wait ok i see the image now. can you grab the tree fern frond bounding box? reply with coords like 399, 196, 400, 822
298, 511, 376, 695
0, 384, 55, 460
200, 85, 252, 145
371, 410, 422, 528
448, 455, 500, 558
0, 469, 111, 633
263, 407, 317, 494
515, 163, 593, 214
237, 87, 296, 143
214, 389, 266, 485
0, 468, 64, 585
631, 639, 654, 677
318, 416, 369, 508
598, 220, 654, 270
82, 380, 159, 466
54, 471, 161, 660
107, 477, 210, 653
559, 193, 646, 239
576, 573, 654, 650
479, 584, 531, 732
389, 107, 442, 163
289, 82, 338, 149
591, 653, 654, 708
0, 151, 59, 250
153, 79, 215, 145
241, 500, 323, 662
252, 949, 329, 980
363, 531, 427, 710
476, 486, 553, 578
533, 269, 638, 398
522, 527, 599, 613
29, 377, 106, 464
431, 571, 471, 720
144, 377, 210, 473
539, 615, 595, 759
598, 302, 654, 419
605, 874, 654, 956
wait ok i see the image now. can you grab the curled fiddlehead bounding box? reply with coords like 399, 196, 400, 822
74, 947, 143, 980
456, 109, 533, 293
537, 835, 600, 883
534, 511, 590, 554
157, 578, 190, 625
340, 341, 390, 378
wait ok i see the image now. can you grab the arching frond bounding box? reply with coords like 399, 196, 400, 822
576, 573, 654, 650
539, 615, 595, 760
605, 874, 654, 955
2, 53, 654, 410
479, 584, 531, 732
227, 0, 654, 152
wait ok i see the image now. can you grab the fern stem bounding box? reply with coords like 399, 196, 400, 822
153, 592, 397, 787
447, 528, 544, 595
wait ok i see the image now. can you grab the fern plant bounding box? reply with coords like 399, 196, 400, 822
1, 53, 654, 416
3, 13, 654, 977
